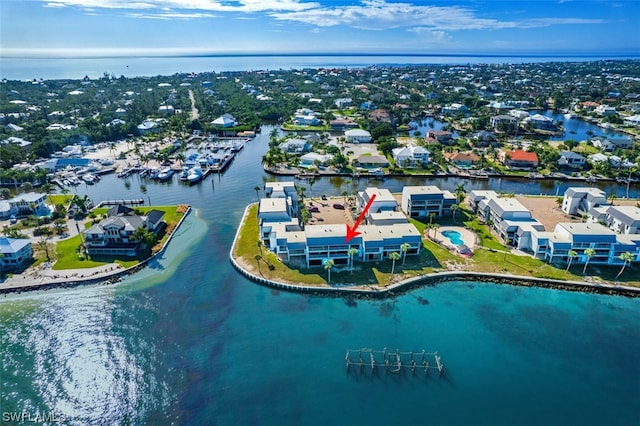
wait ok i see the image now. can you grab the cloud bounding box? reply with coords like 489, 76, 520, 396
35, 0, 606, 29
270, 0, 604, 31
35, 0, 320, 13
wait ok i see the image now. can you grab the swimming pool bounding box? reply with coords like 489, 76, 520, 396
441, 230, 464, 246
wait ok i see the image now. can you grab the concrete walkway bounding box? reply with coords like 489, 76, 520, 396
0, 262, 124, 291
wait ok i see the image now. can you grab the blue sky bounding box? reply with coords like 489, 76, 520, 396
1, 0, 638, 57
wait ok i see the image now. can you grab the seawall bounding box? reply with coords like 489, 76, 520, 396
0, 206, 193, 295
229, 204, 640, 298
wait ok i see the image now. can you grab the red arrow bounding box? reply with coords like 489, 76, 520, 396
345, 193, 376, 243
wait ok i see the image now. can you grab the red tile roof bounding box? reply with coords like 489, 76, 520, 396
507, 150, 538, 162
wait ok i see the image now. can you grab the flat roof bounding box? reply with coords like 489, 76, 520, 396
360, 223, 420, 241
556, 222, 616, 235
259, 198, 288, 213
403, 185, 445, 195
364, 187, 396, 202
369, 211, 408, 221
489, 197, 530, 213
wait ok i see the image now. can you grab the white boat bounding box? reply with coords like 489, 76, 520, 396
178, 167, 190, 181
157, 167, 174, 181
82, 174, 96, 184
187, 167, 203, 184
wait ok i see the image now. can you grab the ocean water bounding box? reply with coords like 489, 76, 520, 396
2, 53, 639, 81
1, 127, 640, 425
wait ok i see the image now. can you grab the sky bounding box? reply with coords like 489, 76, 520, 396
1, 0, 639, 57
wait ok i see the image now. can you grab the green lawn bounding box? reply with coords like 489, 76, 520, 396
232, 202, 640, 288
51, 205, 184, 270
47, 194, 73, 206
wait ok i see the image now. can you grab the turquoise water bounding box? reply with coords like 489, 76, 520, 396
1, 126, 639, 425
442, 230, 465, 246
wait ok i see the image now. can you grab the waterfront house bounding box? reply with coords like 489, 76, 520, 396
211, 113, 238, 128
9, 192, 47, 216
595, 105, 617, 116
401, 186, 456, 218
83, 206, 165, 256
392, 145, 430, 168
0, 237, 32, 271
592, 137, 633, 152
441, 103, 469, 115
353, 155, 389, 168
524, 114, 556, 131
499, 150, 538, 169
278, 138, 310, 154
368, 109, 392, 123
490, 115, 518, 132
299, 152, 333, 168
623, 114, 640, 126
557, 151, 586, 169
445, 151, 480, 167
605, 206, 640, 234
293, 114, 319, 126
344, 129, 372, 143
137, 119, 160, 134
425, 130, 453, 144
561, 187, 607, 216
329, 117, 358, 130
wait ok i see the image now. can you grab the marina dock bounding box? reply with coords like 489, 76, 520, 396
345, 348, 444, 377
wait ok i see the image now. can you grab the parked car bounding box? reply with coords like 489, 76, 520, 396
333, 203, 345, 210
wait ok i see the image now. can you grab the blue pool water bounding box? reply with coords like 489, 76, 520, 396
442, 230, 464, 245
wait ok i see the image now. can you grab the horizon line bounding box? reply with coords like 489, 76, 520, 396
3, 50, 640, 60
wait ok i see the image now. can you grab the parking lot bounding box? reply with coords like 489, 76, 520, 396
305, 195, 356, 226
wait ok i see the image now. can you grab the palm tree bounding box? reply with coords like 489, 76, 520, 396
348, 247, 358, 272
389, 252, 401, 275
583, 248, 596, 274
455, 183, 466, 204
432, 223, 440, 239
254, 254, 263, 274
615, 252, 634, 279
451, 204, 459, 221
254, 185, 261, 199
400, 243, 411, 264
257, 240, 263, 255
566, 250, 577, 271
429, 212, 436, 225
324, 259, 334, 283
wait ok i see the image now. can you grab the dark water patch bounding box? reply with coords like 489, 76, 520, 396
378, 301, 396, 317
271, 289, 281, 296
343, 297, 358, 307
416, 296, 429, 305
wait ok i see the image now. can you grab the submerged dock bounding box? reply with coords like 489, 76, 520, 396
345, 348, 444, 377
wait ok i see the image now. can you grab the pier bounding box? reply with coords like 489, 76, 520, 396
345, 348, 444, 377
96, 199, 145, 207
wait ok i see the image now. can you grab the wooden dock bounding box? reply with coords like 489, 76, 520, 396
96, 199, 145, 207
345, 348, 444, 377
